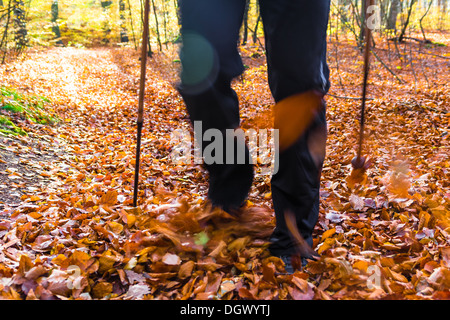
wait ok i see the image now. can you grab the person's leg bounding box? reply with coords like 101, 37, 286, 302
260, 0, 331, 101
258, 0, 331, 257
269, 109, 327, 257
177, 0, 254, 213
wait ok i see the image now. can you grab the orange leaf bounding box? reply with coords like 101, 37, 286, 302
92, 281, 113, 298
178, 261, 195, 279
238, 287, 256, 300
100, 190, 118, 207
321, 228, 336, 241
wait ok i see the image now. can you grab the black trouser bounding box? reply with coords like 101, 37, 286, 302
177, 0, 331, 256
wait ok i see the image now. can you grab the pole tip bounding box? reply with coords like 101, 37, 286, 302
351, 155, 371, 170
351, 156, 366, 169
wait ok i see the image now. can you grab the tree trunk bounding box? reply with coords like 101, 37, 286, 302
242, 0, 250, 45
119, 0, 129, 43
139, 0, 152, 57
252, 1, 261, 44
126, 0, 138, 49
419, 0, 433, 43
438, 0, 447, 30
1, 0, 12, 63
150, 0, 162, 51
162, 0, 168, 48
338, 0, 351, 32
387, 0, 401, 31
13, 0, 27, 51
398, 0, 417, 42
100, 1, 112, 44
174, 0, 181, 26
51, 0, 64, 46
358, 0, 366, 48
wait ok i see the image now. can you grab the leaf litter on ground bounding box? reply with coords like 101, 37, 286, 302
0, 40, 448, 300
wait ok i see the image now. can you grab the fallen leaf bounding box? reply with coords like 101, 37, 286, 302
162, 253, 181, 266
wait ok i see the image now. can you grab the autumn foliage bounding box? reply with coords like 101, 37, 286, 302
0, 33, 449, 300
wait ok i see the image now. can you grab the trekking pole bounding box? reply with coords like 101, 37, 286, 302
352, 0, 373, 170
133, 0, 151, 207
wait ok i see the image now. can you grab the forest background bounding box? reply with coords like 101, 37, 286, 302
2, 0, 450, 57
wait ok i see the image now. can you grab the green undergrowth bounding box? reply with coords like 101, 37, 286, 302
0, 86, 59, 136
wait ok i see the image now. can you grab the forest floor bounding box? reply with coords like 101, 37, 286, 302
0, 33, 449, 300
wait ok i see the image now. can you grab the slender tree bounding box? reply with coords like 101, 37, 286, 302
100, 0, 112, 44
387, 0, 401, 31
338, 0, 351, 32
12, 0, 27, 52
438, 0, 447, 30
119, 0, 129, 43
139, 0, 152, 57
174, 0, 181, 27
126, 0, 137, 49
51, 0, 64, 46
242, 0, 250, 45
0, 0, 12, 63
358, 0, 366, 47
419, 0, 433, 43
398, 0, 417, 42
150, 0, 162, 51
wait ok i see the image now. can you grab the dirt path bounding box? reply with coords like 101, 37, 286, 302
0, 49, 123, 210
0, 48, 160, 211
0, 133, 66, 210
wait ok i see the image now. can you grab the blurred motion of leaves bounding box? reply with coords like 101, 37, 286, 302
0, 2, 449, 299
